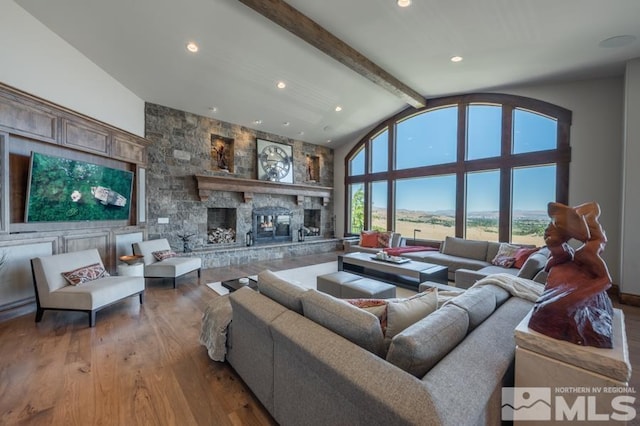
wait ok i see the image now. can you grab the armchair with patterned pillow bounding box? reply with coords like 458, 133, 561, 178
132, 238, 201, 288
30, 249, 145, 327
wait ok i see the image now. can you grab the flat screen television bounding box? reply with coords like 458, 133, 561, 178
25, 152, 134, 222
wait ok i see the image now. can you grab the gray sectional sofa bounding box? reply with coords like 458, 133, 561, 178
346, 236, 549, 288
225, 270, 537, 425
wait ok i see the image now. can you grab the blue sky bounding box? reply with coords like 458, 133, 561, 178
354, 105, 558, 213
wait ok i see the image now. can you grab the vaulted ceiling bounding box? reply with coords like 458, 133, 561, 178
16, 0, 640, 147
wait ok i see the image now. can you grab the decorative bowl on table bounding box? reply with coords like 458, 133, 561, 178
119, 254, 144, 265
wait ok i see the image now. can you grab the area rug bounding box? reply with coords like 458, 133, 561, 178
206, 261, 415, 298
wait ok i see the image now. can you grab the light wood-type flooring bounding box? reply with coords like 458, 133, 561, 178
0, 251, 638, 425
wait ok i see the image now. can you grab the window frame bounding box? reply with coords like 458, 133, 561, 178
344, 93, 571, 241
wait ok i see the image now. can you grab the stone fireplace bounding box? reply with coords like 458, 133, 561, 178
252, 207, 292, 244
207, 208, 237, 244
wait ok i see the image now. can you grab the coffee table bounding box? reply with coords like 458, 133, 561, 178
221, 277, 258, 292
338, 252, 448, 288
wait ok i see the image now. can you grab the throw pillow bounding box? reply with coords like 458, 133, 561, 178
377, 231, 393, 248
360, 231, 379, 248
384, 288, 438, 344
346, 298, 388, 333
491, 243, 520, 267
152, 250, 177, 261
513, 247, 539, 269
61, 263, 110, 286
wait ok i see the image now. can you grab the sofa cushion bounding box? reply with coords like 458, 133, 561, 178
257, 270, 307, 314
517, 250, 549, 280
390, 232, 403, 248
441, 237, 488, 261
479, 283, 511, 307
302, 289, 386, 357
386, 304, 469, 378
445, 286, 497, 331
384, 288, 438, 345
61, 262, 110, 286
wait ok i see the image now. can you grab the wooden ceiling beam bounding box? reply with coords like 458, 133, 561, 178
236, 0, 427, 109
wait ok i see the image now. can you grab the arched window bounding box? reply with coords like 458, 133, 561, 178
344, 93, 571, 245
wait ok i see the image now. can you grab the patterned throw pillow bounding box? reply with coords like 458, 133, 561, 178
61, 263, 110, 286
491, 243, 520, 268
346, 298, 388, 333
152, 250, 177, 261
377, 231, 393, 248
360, 231, 380, 248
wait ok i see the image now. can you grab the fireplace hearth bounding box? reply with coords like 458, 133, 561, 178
252, 207, 292, 244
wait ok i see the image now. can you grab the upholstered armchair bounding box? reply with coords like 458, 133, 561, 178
30, 249, 145, 327
132, 238, 202, 288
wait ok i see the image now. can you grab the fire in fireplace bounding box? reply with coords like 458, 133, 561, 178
252, 207, 292, 243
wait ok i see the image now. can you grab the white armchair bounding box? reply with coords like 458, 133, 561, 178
30, 249, 145, 327
132, 238, 201, 288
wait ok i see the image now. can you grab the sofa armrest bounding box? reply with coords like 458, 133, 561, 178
270, 310, 439, 425
454, 268, 488, 289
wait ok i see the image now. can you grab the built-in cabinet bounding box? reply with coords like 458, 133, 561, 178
0, 83, 150, 314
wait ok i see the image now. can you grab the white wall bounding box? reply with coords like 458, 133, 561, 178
334, 77, 625, 284
0, 0, 144, 137
621, 59, 640, 296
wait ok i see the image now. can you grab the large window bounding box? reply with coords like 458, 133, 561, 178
345, 93, 571, 243
395, 175, 456, 240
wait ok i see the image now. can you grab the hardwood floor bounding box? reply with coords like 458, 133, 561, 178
0, 251, 638, 425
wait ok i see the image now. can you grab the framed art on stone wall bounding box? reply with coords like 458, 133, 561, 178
256, 139, 293, 183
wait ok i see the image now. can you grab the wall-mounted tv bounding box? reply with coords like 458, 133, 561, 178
25, 152, 134, 222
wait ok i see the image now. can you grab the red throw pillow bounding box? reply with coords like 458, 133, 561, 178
514, 247, 539, 269
360, 231, 380, 248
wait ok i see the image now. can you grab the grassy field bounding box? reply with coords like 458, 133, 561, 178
371, 208, 546, 246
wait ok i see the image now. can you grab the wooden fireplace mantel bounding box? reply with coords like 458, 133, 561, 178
194, 174, 333, 206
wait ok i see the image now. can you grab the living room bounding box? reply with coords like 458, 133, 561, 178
1, 0, 639, 424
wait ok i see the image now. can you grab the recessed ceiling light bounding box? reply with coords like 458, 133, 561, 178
599, 35, 637, 48
283, 122, 290, 127
186, 42, 199, 53
209, 107, 218, 113
253, 119, 263, 125
326, 139, 332, 143
450, 56, 463, 63
335, 106, 343, 112
276, 81, 286, 89
397, 0, 411, 7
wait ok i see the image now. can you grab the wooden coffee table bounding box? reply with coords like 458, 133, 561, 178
221, 277, 258, 292
338, 252, 448, 288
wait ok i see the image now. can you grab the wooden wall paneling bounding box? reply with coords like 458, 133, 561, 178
62, 232, 111, 270
137, 166, 146, 224
0, 133, 8, 233
113, 133, 145, 164
61, 118, 110, 155
9, 152, 29, 224
0, 92, 57, 142
0, 238, 56, 310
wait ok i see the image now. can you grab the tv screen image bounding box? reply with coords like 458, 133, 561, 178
25, 152, 134, 222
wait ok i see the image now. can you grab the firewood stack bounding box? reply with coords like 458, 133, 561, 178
208, 227, 236, 244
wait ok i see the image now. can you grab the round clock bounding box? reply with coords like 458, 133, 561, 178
260, 144, 291, 181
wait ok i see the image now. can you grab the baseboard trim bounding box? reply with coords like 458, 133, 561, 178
619, 292, 640, 307
0, 298, 35, 323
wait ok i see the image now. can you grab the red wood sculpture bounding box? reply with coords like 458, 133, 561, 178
528, 202, 614, 348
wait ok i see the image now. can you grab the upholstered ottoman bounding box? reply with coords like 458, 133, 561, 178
317, 271, 362, 297
341, 278, 396, 299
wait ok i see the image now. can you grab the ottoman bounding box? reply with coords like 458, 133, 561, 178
341, 278, 396, 299
317, 271, 362, 297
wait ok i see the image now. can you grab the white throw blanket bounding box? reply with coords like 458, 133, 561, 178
471, 273, 544, 302
199, 296, 233, 362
